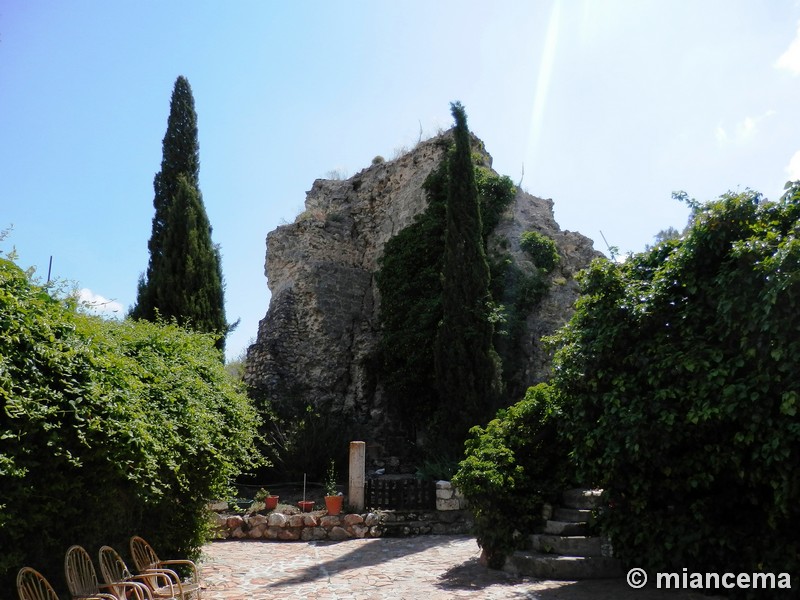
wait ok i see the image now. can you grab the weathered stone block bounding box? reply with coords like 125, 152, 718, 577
343, 514, 364, 526
288, 515, 305, 528
329, 526, 351, 541
226, 515, 244, 529
299, 526, 326, 541
320, 515, 341, 529
278, 528, 300, 540
436, 498, 461, 511
351, 524, 369, 538
267, 513, 288, 528
249, 515, 268, 527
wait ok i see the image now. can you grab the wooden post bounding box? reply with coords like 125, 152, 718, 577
348, 441, 366, 511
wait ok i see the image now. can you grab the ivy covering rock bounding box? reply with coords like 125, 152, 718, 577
455, 188, 800, 585
551, 189, 800, 580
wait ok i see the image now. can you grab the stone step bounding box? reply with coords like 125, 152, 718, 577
543, 520, 588, 536
553, 507, 592, 523
504, 551, 623, 580
530, 534, 603, 557
562, 488, 603, 510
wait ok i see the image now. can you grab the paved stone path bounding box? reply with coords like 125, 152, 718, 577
200, 536, 716, 599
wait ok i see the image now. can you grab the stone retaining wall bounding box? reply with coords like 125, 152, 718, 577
211, 481, 471, 542
212, 508, 473, 542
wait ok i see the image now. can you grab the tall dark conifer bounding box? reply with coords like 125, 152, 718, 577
131, 76, 228, 351
434, 102, 502, 450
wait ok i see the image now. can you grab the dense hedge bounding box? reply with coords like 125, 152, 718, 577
0, 257, 262, 591
452, 383, 573, 568
551, 190, 800, 582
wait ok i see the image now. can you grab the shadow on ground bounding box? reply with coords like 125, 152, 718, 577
264, 535, 456, 590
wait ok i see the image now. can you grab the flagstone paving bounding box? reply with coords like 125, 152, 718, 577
200, 535, 717, 599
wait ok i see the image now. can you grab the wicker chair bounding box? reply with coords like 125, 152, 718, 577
129, 536, 201, 600
99, 545, 180, 600
64, 545, 146, 600
17, 567, 107, 600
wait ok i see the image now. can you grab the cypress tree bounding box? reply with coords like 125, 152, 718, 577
131, 76, 228, 351
433, 102, 502, 450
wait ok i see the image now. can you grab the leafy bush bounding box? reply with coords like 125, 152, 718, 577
519, 231, 559, 273
0, 258, 263, 590
550, 190, 800, 581
475, 167, 515, 239
452, 383, 573, 568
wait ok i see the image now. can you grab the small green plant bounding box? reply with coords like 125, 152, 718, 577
324, 459, 338, 496
372, 155, 385, 165
519, 231, 559, 272
253, 488, 270, 503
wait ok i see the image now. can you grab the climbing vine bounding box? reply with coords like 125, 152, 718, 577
376, 138, 519, 449
550, 189, 800, 581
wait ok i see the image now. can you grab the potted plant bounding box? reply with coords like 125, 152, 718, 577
298, 500, 315, 512
324, 459, 344, 516
254, 487, 279, 511
298, 473, 314, 512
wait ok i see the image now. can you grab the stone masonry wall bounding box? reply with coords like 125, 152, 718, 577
212, 481, 472, 541
244, 132, 600, 447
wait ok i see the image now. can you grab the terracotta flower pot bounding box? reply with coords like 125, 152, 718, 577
298, 500, 314, 512
264, 495, 279, 510
324, 495, 343, 516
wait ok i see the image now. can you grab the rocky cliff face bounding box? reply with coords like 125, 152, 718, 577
244, 133, 599, 443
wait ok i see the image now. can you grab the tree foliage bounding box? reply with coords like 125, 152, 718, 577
377, 107, 520, 456
550, 189, 800, 580
433, 102, 503, 453
131, 76, 228, 351
0, 257, 262, 591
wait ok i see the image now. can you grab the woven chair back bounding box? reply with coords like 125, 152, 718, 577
129, 536, 160, 572
64, 545, 106, 597
98, 546, 133, 584
16, 567, 59, 600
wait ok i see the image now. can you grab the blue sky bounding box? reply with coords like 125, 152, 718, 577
3, 1, 800, 362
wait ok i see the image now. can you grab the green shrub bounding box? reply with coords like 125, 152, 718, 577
519, 231, 559, 272
452, 383, 573, 568
0, 258, 263, 590
550, 189, 800, 583
475, 168, 515, 240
